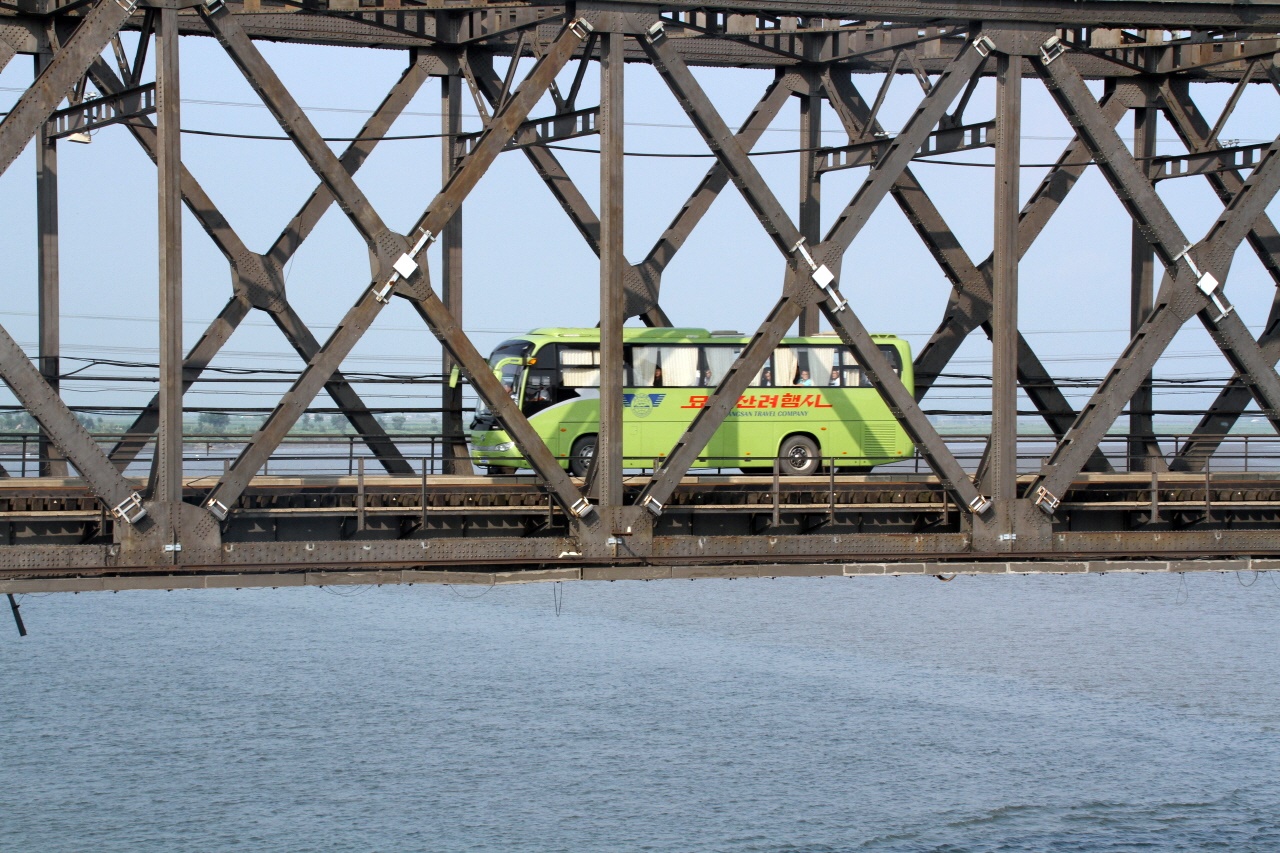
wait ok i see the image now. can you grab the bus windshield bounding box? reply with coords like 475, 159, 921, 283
473, 340, 531, 419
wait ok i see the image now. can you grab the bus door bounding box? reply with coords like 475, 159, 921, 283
484, 356, 524, 414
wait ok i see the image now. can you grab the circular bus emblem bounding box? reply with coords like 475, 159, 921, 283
632, 394, 654, 418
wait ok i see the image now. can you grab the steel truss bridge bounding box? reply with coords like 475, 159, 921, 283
3, 0, 1280, 598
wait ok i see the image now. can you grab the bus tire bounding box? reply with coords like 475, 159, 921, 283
778, 434, 820, 476
569, 434, 597, 477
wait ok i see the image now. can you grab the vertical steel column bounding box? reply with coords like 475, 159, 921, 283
797, 73, 821, 336
990, 52, 1019, 531
151, 7, 182, 538
1129, 97, 1160, 472
440, 70, 472, 475
35, 53, 66, 477
597, 29, 624, 506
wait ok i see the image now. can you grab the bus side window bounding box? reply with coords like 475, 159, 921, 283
659, 345, 699, 386
703, 345, 738, 386
632, 346, 661, 386
560, 346, 600, 388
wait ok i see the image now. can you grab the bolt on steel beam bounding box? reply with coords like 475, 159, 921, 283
0, 0, 137, 180
0, 324, 147, 527
635, 20, 991, 519
86, 55, 420, 474
1028, 46, 1280, 515
150, 5, 183, 538
822, 69, 1111, 473
201, 16, 596, 523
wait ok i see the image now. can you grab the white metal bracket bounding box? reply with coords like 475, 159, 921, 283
206, 499, 229, 521
1039, 35, 1065, 65
569, 497, 595, 519
641, 494, 664, 517
646, 21, 666, 43
791, 238, 846, 311
973, 35, 996, 58
1195, 271, 1233, 322
111, 492, 147, 525
967, 495, 992, 515
1033, 486, 1060, 515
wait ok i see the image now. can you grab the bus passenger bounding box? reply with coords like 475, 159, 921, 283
653, 367, 663, 387
830, 368, 841, 386
761, 368, 773, 387
797, 370, 814, 387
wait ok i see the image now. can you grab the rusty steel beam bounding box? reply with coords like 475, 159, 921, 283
1029, 46, 1280, 515
0, 0, 137, 179
822, 70, 1112, 473
88, 56, 420, 474
439, 67, 472, 475
635, 20, 990, 518
201, 17, 596, 522
0, 324, 147, 527
989, 52, 1020, 529
151, 5, 183, 540
595, 29, 626, 506
35, 52, 66, 479
1160, 80, 1280, 471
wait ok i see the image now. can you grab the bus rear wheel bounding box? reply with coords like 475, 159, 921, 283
779, 434, 820, 476
569, 434, 597, 477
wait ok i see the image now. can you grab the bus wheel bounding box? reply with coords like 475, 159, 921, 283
569, 434, 597, 477
779, 434, 820, 476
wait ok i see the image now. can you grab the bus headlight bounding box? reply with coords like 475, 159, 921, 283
490, 442, 515, 452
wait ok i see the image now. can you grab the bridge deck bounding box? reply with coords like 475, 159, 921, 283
2, 470, 1278, 594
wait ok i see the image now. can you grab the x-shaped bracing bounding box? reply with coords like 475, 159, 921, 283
632, 19, 995, 519
464, 53, 796, 328
0, 0, 149, 525
820, 67, 1115, 475
197, 8, 597, 523
1026, 47, 1280, 515
1158, 78, 1280, 472
85, 55, 420, 475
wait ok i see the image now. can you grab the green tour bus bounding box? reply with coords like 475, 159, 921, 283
468, 327, 914, 476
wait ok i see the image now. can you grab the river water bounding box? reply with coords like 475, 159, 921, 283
3, 572, 1279, 851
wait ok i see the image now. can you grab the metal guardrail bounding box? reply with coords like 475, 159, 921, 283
1, 431, 1279, 480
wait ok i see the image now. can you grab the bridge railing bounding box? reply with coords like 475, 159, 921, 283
0, 431, 1278, 480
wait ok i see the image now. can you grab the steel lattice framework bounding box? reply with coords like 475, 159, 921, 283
3, 0, 1280, 594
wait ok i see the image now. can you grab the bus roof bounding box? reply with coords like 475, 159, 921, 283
521, 327, 904, 344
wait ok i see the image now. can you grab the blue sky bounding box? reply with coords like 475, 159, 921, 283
0, 31, 1276, 422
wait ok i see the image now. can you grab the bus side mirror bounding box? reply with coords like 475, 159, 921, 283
449, 365, 460, 388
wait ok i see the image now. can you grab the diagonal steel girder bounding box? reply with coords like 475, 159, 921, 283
1027, 51, 1280, 515
634, 21, 991, 518
1159, 79, 1280, 472
201, 4, 396, 259
466, 55, 664, 326
0, 0, 137, 180
633, 73, 794, 324
87, 56, 423, 473
0, 325, 147, 526
821, 68, 1113, 474
470, 58, 791, 328
200, 14, 594, 522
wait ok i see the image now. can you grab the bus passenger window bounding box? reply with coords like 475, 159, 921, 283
560, 347, 600, 388
632, 346, 661, 386
704, 346, 738, 386
659, 345, 698, 386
